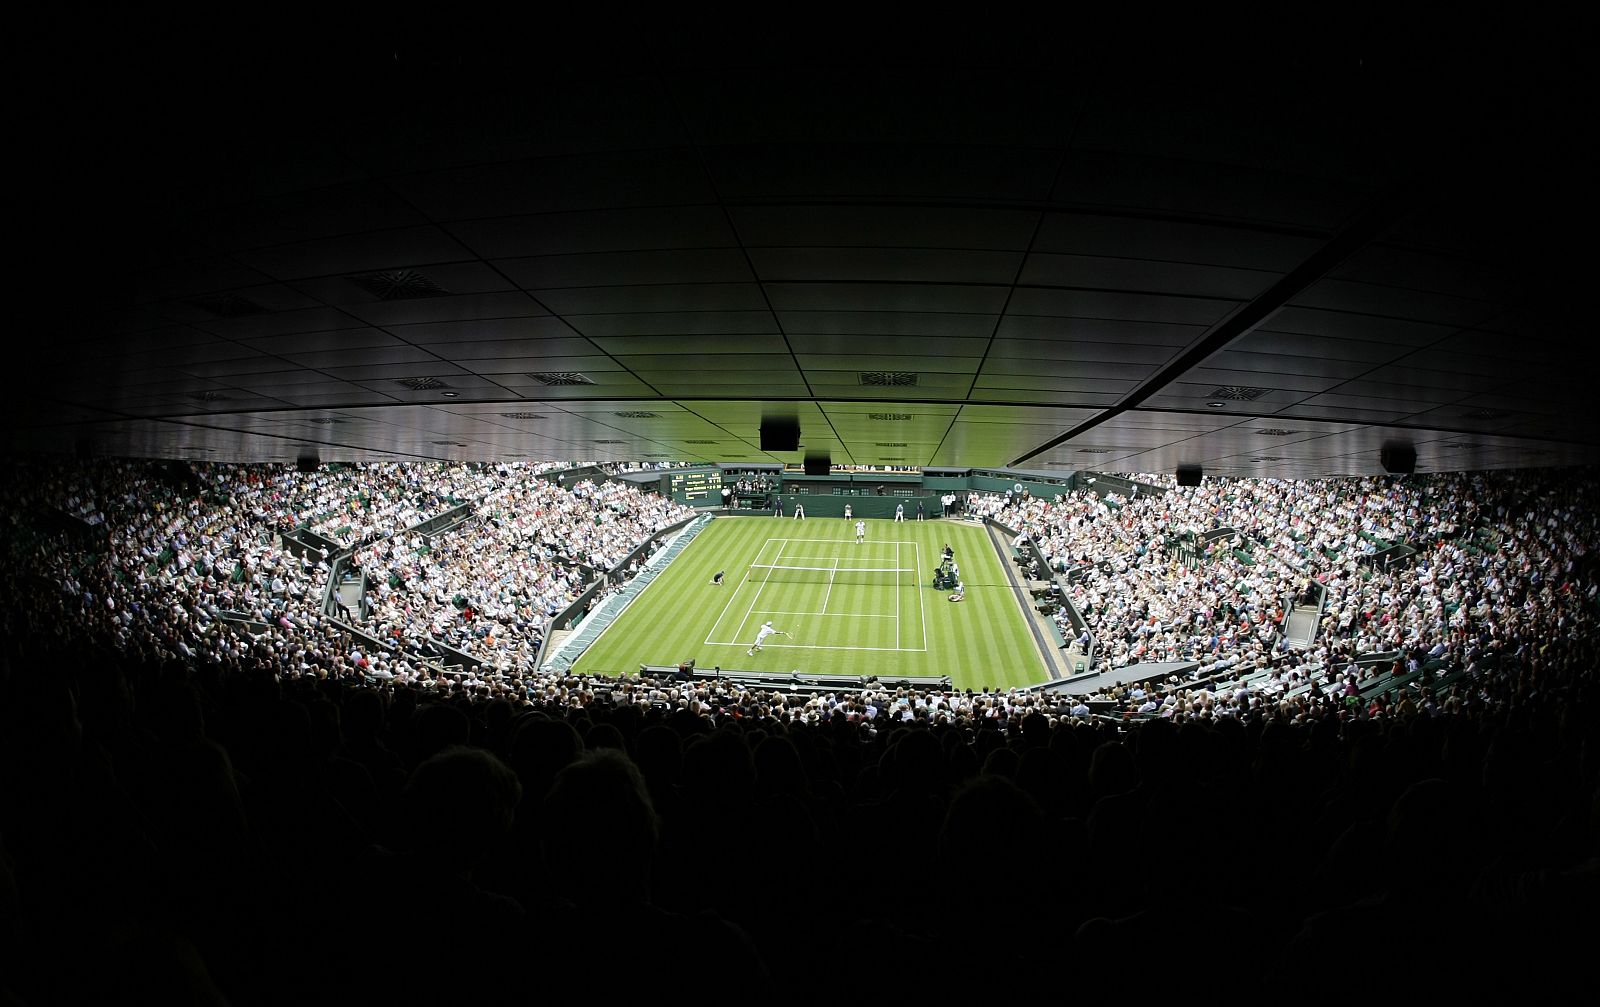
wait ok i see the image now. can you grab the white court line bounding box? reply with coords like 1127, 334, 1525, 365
704, 537, 774, 645
895, 539, 901, 649
915, 541, 928, 648
820, 555, 839, 614
701, 640, 926, 653
770, 538, 902, 545
568, 520, 701, 667
762, 610, 898, 618
728, 538, 788, 648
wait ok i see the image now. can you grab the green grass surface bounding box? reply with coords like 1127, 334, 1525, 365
570, 515, 1047, 690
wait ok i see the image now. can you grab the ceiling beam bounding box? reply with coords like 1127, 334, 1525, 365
1007, 176, 1426, 468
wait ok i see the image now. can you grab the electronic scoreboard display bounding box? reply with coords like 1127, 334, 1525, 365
668, 468, 722, 503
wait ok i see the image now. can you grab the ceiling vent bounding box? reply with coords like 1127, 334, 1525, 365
345, 269, 450, 300
499, 412, 547, 420
613, 410, 659, 418
189, 391, 228, 403
1256, 428, 1296, 436
527, 372, 594, 386
1250, 456, 1286, 463
868, 413, 913, 421
1078, 448, 1112, 454
859, 371, 918, 387
1207, 385, 1267, 401
593, 439, 625, 444
189, 292, 267, 318
430, 440, 466, 447
683, 439, 717, 445
397, 377, 449, 391
308, 417, 342, 425
1466, 409, 1506, 420
875, 441, 908, 448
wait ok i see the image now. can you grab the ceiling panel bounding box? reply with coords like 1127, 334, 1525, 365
751, 247, 1023, 284
1007, 288, 1238, 325
533, 284, 768, 315
1032, 213, 1325, 270
776, 311, 997, 338
705, 142, 1063, 202
341, 292, 550, 327
1050, 149, 1369, 230
764, 283, 1010, 314
563, 311, 778, 338
445, 206, 737, 258
236, 227, 472, 280
730, 205, 1040, 249
592, 335, 790, 355
497, 248, 755, 288
1019, 254, 1279, 299
388, 149, 716, 220
13, 38, 1595, 474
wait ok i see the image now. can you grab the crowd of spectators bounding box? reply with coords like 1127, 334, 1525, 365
356, 473, 692, 673
0, 460, 1596, 1001
972, 469, 1600, 725
4, 459, 690, 689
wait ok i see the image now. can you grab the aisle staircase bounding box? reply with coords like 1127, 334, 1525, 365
1284, 606, 1321, 649
986, 522, 1074, 679
540, 514, 712, 672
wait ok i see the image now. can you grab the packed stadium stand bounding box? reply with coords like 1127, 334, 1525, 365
7, 19, 1596, 1005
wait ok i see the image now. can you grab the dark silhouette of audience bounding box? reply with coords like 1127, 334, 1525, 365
1, 461, 1598, 1002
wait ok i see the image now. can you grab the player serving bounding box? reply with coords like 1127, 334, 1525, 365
747, 619, 791, 656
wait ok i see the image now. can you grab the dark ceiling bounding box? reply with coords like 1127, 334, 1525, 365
13, 19, 1593, 478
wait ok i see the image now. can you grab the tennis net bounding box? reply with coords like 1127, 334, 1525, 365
745, 563, 917, 585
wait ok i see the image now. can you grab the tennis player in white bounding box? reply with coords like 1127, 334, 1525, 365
854, 519, 866, 544
747, 620, 789, 655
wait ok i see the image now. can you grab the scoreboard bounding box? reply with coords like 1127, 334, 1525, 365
668, 468, 722, 503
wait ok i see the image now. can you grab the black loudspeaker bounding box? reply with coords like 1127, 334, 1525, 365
1381, 443, 1416, 474
804, 454, 830, 475
296, 452, 320, 473
760, 418, 800, 452
1176, 465, 1202, 487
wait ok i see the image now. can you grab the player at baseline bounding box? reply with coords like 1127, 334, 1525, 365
747, 619, 789, 655
855, 519, 866, 544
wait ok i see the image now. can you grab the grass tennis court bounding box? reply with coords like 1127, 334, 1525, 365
569, 516, 1047, 690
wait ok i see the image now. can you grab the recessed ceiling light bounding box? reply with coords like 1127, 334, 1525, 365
441, 391, 459, 397
1206, 401, 1226, 408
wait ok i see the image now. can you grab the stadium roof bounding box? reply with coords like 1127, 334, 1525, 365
13, 18, 1593, 478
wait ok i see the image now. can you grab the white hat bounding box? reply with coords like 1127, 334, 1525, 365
765, 620, 773, 626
